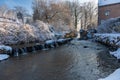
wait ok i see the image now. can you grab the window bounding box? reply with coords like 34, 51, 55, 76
105, 10, 110, 16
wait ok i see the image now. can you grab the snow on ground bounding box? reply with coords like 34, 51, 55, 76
45, 39, 67, 44
110, 48, 120, 59
45, 40, 55, 44
98, 68, 120, 80
0, 54, 9, 60
57, 39, 66, 42
0, 45, 12, 52
94, 33, 120, 47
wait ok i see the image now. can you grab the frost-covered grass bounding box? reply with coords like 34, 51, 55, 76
0, 54, 9, 60
98, 68, 120, 80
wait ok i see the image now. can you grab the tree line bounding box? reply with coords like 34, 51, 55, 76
0, 0, 97, 30
32, 0, 98, 30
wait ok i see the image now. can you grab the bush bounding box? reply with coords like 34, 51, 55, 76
0, 20, 55, 45
97, 17, 120, 33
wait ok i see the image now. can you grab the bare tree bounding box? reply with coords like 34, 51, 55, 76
81, 1, 98, 30
32, 0, 72, 26
65, 0, 82, 29
32, 0, 54, 22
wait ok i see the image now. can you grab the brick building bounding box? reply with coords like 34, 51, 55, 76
98, 0, 120, 24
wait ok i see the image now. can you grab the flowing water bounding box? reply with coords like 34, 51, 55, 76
0, 40, 115, 80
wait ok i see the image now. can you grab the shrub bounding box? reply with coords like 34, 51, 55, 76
97, 17, 120, 33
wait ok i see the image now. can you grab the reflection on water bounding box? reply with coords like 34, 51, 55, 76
0, 41, 114, 80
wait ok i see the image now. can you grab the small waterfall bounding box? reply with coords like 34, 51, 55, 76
50, 44, 54, 48
41, 44, 45, 49
42, 44, 48, 50
14, 49, 19, 56
22, 48, 27, 55
55, 41, 59, 47
35, 45, 40, 50
20, 48, 24, 54
24, 47, 27, 53
38, 45, 43, 50
32, 46, 36, 52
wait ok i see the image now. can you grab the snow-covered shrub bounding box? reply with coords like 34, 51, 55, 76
0, 23, 33, 44
97, 17, 120, 33
0, 19, 55, 45
32, 20, 55, 40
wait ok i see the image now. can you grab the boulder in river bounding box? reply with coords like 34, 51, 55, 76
0, 45, 12, 54
0, 54, 9, 61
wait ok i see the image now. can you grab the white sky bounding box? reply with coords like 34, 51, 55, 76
80, 0, 98, 3
66, 0, 98, 3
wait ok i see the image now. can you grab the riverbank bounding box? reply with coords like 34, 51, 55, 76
0, 38, 72, 61
94, 33, 120, 60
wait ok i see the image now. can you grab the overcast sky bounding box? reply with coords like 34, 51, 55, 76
0, 0, 98, 14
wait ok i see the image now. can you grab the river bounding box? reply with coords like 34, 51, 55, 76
0, 40, 115, 80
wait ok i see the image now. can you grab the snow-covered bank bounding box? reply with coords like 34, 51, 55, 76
94, 33, 120, 47
0, 45, 11, 61
11, 38, 72, 57
110, 48, 120, 59
0, 45, 12, 52
98, 68, 120, 80
45, 38, 70, 44
0, 54, 9, 61
94, 33, 120, 59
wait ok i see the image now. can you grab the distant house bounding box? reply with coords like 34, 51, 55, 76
98, 0, 120, 24
0, 9, 32, 24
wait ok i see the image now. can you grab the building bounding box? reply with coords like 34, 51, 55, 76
98, 0, 120, 24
